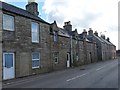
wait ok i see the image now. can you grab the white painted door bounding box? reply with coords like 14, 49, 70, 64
3, 53, 15, 80
67, 53, 70, 68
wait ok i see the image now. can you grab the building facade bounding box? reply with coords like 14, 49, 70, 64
0, 1, 116, 81
87, 29, 116, 61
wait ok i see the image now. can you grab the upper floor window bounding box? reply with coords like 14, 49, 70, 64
31, 22, 39, 43
54, 31, 57, 42
3, 14, 14, 31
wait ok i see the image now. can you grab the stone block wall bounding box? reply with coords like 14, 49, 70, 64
50, 34, 71, 70
2, 11, 51, 79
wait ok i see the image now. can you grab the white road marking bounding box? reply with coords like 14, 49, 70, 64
6, 83, 10, 85
3, 60, 117, 86
66, 61, 117, 82
66, 73, 89, 82
96, 61, 117, 71
96, 66, 105, 71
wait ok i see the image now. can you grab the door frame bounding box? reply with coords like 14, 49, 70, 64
3, 52, 15, 80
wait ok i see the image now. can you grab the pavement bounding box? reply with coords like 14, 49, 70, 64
2, 59, 118, 88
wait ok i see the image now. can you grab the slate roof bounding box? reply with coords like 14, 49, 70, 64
0, 1, 50, 25
109, 41, 116, 47
100, 37, 111, 45
58, 28, 70, 38
93, 34, 105, 43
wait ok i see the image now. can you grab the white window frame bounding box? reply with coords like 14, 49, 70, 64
54, 31, 57, 42
54, 53, 58, 64
32, 52, 40, 69
31, 22, 39, 43
55, 57, 58, 64
3, 14, 14, 31
3, 53, 15, 68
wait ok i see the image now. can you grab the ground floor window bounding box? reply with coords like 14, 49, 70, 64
54, 52, 59, 64
32, 52, 40, 69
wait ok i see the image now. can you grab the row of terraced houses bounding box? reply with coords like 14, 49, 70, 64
0, 1, 116, 81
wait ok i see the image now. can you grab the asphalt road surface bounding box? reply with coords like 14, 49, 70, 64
3, 59, 118, 88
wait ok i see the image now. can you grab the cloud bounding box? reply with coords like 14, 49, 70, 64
43, 0, 118, 49
0, 0, 5, 1
43, 0, 104, 28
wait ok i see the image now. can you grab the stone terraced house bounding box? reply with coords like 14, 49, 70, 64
0, 1, 116, 81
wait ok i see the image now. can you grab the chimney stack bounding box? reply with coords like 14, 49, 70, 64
63, 21, 72, 32
94, 31, 98, 36
26, 0, 39, 16
88, 28, 93, 35
101, 34, 105, 39
82, 29, 87, 39
107, 37, 110, 42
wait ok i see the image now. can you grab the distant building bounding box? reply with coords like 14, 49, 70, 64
87, 29, 116, 61
0, 1, 116, 81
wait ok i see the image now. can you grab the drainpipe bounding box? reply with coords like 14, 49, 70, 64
70, 36, 73, 66
0, 9, 3, 87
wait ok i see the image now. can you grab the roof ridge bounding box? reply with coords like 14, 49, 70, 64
1, 1, 50, 25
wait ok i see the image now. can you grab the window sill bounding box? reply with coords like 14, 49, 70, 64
32, 42, 39, 44
55, 62, 58, 64
32, 66, 40, 69
3, 29, 14, 31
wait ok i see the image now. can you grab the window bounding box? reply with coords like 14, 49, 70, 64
54, 31, 57, 42
32, 52, 40, 69
31, 22, 39, 43
55, 57, 58, 64
4, 53, 14, 68
54, 53, 58, 64
3, 14, 14, 31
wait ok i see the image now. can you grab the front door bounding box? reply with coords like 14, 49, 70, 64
3, 53, 15, 80
67, 53, 70, 67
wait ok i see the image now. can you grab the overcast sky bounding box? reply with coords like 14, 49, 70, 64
2, 0, 119, 50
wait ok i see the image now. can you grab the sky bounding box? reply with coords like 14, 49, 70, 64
1, 0, 119, 50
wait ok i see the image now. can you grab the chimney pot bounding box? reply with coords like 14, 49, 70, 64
107, 37, 110, 42
94, 31, 98, 36
101, 34, 105, 39
63, 21, 72, 32
88, 28, 93, 35
28, 0, 36, 4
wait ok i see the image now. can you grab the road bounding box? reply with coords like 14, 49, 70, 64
3, 59, 118, 88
